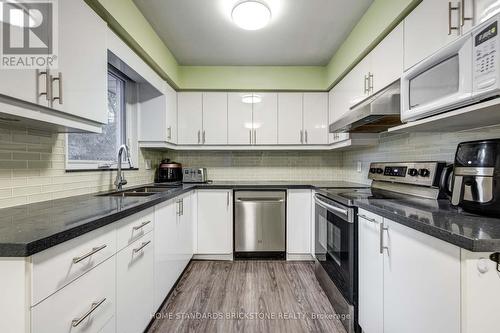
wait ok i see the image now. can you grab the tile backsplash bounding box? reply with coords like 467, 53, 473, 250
342, 126, 500, 184
168, 150, 343, 181
0, 124, 162, 208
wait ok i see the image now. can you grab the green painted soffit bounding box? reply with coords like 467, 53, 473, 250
86, 0, 421, 91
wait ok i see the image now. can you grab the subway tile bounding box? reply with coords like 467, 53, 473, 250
12, 186, 41, 196
0, 160, 27, 169
0, 196, 27, 209
13, 152, 40, 161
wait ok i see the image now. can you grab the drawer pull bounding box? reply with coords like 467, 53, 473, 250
133, 240, 151, 253
357, 214, 378, 224
132, 220, 151, 230
72, 245, 107, 264
72, 298, 106, 327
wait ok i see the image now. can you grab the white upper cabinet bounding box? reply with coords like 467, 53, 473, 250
228, 93, 254, 145
404, 0, 461, 70
178, 92, 203, 145
278, 93, 303, 144
371, 23, 404, 92
202, 92, 228, 145
165, 86, 178, 143
303, 93, 329, 144
253, 93, 278, 145
345, 56, 372, 108
53, 0, 108, 124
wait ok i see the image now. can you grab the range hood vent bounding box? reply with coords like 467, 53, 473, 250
329, 80, 402, 133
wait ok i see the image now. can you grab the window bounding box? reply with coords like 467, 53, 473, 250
67, 69, 129, 170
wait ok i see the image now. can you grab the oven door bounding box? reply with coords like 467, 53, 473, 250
314, 194, 355, 304
401, 32, 473, 122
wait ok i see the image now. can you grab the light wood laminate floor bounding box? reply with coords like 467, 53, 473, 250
148, 260, 347, 333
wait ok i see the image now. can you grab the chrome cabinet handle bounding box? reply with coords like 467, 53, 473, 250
36, 69, 51, 101
132, 220, 151, 230
72, 298, 106, 327
368, 72, 374, 94
364, 74, 369, 94
202, 130, 206, 144
181, 199, 184, 216
197, 130, 201, 144
380, 224, 389, 254
300, 130, 304, 144
176, 200, 181, 216
461, 0, 473, 26
305, 130, 308, 144
357, 214, 378, 224
51, 72, 63, 105
167, 126, 172, 140
449, 2, 460, 35
133, 240, 151, 253
249, 129, 252, 144
253, 129, 257, 144
226, 191, 230, 208
73, 244, 107, 264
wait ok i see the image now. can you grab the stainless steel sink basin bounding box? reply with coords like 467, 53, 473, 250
98, 186, 178, 197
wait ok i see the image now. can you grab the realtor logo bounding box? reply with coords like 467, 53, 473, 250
0, 0, 58, 69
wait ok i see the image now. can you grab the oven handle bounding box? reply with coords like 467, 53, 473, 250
314, 194, 351, 222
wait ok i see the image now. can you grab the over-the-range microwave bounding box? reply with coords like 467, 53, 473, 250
401, 14, 500, 122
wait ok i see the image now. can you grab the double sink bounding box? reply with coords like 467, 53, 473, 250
98, 185, 182, 197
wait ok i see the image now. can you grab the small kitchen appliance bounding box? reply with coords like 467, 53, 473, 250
401, 13, 500, 122
182, 167, 208, 183
156, 159, 182, 183
450, 139, 500, 216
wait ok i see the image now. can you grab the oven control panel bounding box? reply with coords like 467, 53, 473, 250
368, 162, 446, 187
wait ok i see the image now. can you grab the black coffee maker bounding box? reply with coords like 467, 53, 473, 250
450, 139, 500, 216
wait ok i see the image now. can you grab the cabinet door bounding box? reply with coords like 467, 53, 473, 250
303, 93, 328, 144
253, 92, 278, 145
54, 0, 108, 124
383, 219, 461, 333
197, 190, 232, 254
202, 92, 227, 144
178, 92, 203, 145
278, 93, 303, 144
286, 190, 311, 254
328, 84, 350, 144
166, 86, 177, 143
404, 0, 460, 70
371, 23, 404, 93
116, 232, 154, 333
345, 56, 371, 108
228, 93, 253, 145
0, 69, 39, 105
358, 213, 384, 333
178, 194, 194, 268
153, 200, 180, 309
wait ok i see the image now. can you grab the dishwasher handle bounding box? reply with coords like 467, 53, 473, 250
235, 197, 285, 203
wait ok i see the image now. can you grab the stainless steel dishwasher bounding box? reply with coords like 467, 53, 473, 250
234, 190, 286, 260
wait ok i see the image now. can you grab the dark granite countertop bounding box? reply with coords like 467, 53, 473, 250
0, 181, 364, 257
354, 196, 500, 252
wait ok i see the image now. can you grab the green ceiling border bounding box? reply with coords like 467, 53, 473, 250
85, 0, 422, 92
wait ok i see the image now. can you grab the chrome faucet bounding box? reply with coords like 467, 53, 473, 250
114, 144, 132, 191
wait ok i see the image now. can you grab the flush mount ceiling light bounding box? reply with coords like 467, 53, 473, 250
241, 94, 262, 104
232, 1, 271, 31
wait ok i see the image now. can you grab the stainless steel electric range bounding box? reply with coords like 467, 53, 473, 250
314, 161, 448, 333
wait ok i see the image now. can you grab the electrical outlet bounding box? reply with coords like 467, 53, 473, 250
357, 161, 362, 173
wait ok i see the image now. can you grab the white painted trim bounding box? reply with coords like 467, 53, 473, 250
193, 254, 234, 261
286, 253, 314, 261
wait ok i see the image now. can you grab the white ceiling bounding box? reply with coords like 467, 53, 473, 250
132, 0, 373, 66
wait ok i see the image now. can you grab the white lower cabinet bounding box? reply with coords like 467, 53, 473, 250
358, 209, 461, 333
196, 190, 233, 254
116, 231, 154, 333
358, 211, 383, 333
154, 193, 194, 309
286, 190, 312, 255
31, 257, 116, 333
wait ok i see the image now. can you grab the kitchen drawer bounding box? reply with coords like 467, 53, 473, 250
31, 224, 116, 305
116, 231, 154, 333
31, 257, 116, 333
357, 208, 383, 224
116, 208, 154, 251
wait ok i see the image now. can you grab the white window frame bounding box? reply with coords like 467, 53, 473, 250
65, 68, 139, 171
